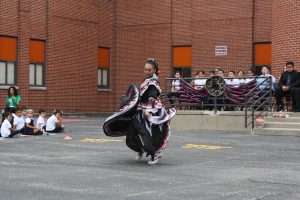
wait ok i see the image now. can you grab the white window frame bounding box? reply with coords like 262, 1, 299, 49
98, 68, 110, 89
0, 61, 16, 85
29, 63, 45, 86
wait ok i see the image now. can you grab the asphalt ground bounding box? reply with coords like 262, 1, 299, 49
0, 113, 300, 200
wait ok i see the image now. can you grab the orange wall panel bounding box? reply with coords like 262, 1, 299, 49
30, 40, 45, 63
98, 48, 110, 68
0, 37, 17, 61
173, 47, 192, 67
255, 43, 272, 65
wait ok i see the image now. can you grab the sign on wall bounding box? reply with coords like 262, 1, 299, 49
215, 46, 228, 56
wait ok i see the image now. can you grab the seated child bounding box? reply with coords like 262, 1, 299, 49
20, 105, 27, 122
1, 112, 20, 138
46, 109, 64, 133
36, 108, 46, 132
23, 109, 42, 135
13, 108, 25, 134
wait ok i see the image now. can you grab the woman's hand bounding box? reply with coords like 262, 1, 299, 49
144, 112, 152, 119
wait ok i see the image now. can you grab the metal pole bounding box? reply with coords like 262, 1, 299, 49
252, 94, 255, 130
214, 96, 217, 115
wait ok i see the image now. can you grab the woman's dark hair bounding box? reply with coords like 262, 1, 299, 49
7, 86, 18, 97
39, 108, 46, 114
20, 105, 27, 111
238, 70, 244, 75
53, 109, 63, 115
175, 70, 181, 75
146, 58, 159, 75
229, 70, 235, 75
286, 61, 294, 67
196, 70, 205, 75
4, 112, 12, 118
263, 65, 271, 72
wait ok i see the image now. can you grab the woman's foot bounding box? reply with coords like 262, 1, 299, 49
148, 155, 160, 165
135, 152, 143, 160
148, 152, 162, 165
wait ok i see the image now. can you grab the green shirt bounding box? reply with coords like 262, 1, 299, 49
6, 95, 21, 108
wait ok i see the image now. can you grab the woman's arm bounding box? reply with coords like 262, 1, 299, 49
146, 85, 159, 98
12, 125, 17, 131
14, 95, 21, 106
25, 122, 35, 129
55, 117, 62, 126
5, 97, 9, 106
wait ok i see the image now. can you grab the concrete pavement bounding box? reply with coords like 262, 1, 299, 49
0, 114, 300, 200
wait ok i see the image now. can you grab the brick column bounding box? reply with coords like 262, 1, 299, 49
18, 0, 30, 107
272, 0, 300, 76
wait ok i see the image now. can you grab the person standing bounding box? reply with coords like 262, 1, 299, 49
5, 86, 21, 113
2, 86, 21, 123
126, 58, 176, 165
275, 61, 300, 111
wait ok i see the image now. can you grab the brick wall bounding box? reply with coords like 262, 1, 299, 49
253, 0, 272, 43
97, 0, 114, 112
0, 0, 19, 107
192, 0, 253, 74
0, 1, 299, 112
113, 0, 171, 107
272, 0, 300, 78
0, 0, 19, 36
46, 0, 99, 112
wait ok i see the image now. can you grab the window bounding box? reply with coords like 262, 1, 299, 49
172, 46, 192, 78
29, 40, 45, 86
98, 47, 110, 89
0, 37, 17, 85
172, 67, 192, 79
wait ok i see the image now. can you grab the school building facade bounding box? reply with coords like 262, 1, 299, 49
0, 0, 299, 112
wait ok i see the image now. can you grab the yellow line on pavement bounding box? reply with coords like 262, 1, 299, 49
80, 138, 123, 143
182, 144, 232, 150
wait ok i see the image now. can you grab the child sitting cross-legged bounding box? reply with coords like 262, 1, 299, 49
36, 108, 46, 133
13, 108, 25, 134
23, 109, 42, 135
45, 109, 64, 133
1, 112, 20, 138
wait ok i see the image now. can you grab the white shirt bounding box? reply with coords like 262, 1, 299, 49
172, 79, 181, 91
245, 78, 255, 84
36, 116, 46, 129
257, 74, 276, 91
13, 115, 24, 130
225, 79, 240, 86
46, 115, 58, 131
25, 117, 32, 124
21, 115, 26, 121
238, 79, 246, 84
1, 119, 12, 138
194, 79, 207, 89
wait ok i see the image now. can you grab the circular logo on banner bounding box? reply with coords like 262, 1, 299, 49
205, 76, 226, 96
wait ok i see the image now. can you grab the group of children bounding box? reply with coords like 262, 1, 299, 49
0, 107, 64, 138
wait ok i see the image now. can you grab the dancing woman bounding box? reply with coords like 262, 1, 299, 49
103, 58, 176, 165
128, 58, 176, 164
126, 58, 175, 164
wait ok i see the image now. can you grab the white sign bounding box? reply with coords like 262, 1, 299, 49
215, 46, 227, 56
